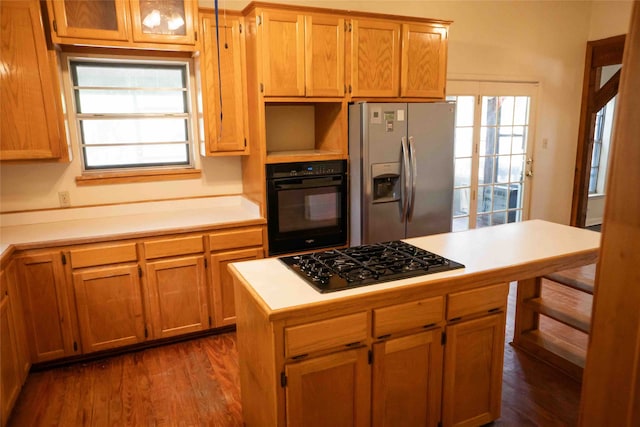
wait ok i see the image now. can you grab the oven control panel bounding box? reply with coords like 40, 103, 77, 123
267, 160, 346, 179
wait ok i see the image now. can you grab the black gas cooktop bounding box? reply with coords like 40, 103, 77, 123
279, 241, 465, 293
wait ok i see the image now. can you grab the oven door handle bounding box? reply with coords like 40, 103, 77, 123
274, 177, 343, 190
401, 136, 411, 222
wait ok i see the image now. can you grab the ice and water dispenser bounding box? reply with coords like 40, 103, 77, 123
372, 163, 401, 203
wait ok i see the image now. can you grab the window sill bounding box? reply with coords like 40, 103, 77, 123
75, 169, 201, 186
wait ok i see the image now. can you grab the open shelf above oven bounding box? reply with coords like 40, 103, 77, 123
265, 101, 348, 164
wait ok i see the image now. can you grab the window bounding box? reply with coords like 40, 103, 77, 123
447, 81, 537, 231
66, 57, 195, 172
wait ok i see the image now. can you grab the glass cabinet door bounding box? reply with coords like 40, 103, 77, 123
50, 0, 129, 41
129, 0, 196, 45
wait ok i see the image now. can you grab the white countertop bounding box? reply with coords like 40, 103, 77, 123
230, 220, 601, 312
0, 196, 263, 257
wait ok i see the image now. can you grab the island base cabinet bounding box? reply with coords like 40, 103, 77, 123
73, 264, 146, 353
284, 347, 371, 427
442, 313, 506, 427
372, 330, 443, 427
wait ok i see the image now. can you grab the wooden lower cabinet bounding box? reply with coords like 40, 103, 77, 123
285, 347, 371, 427
210, 248, 263, 327
15, 252, 78, 362
1, 288, 21, 426
372, 330, 443, 427
145, 255, 209, 339
73, 264, 146, 353
442, 313, 506, 427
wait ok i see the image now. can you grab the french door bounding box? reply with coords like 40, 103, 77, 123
447, 81, 537, 231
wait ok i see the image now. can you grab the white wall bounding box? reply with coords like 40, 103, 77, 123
1, 0, 633, 220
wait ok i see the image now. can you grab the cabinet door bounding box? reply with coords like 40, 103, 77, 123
210, 248, 263, 327
73, 264, 146, 353
372, 330, 443, 427
0, 293, 21, 425
2, 265, 30, 384
305, 14, 345, 97
442, 313, 506, 427
350, 19, 401, 98
48, 0, 129, 41
201, 15, 248, 154
260, 10, 305, 96
146, 255, 209, 338
129, 0, 196, 45
400, 23, 448, 98
1, 0, 67, 161
16, 253, 77, 362
285, 347, 371, 427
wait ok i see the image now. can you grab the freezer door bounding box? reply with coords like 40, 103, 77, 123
356, 103, 409, 244
405, 102, 455, 237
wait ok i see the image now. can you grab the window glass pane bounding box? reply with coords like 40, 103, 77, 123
76, 89, 186, 114
81, 118, 187, 144
455, 96, 475, 127
84, 143, 189, 168
476, 213, 491, 228
589, 168, 599, 193
455, 127, 473, 158
454, 158, 471, 187
73, 63, 185, 88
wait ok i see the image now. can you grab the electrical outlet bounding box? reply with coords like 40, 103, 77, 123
58, 191, 71, 208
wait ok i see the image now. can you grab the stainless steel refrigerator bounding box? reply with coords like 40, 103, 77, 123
349, 102, 455, 246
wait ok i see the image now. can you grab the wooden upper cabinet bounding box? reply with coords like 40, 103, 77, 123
259, 10, 305, 96
350, 19, 401, 98
45, 0, 197, 49
48, 0, 130, 41
304, 14, 345, 97
400, 23, 448, 98
200, 13, 249, 155
130, 0, 196, 45
0, 0, 68, 161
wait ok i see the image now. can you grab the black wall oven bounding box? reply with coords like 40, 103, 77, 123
266, 160, 348, 256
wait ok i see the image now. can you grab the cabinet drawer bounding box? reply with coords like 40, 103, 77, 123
144, 235, 204, 259
447, 283, 508, 321
373, 296, 444, 338
209, 227, 263, 251
70, 243, 137, 269
285, 312, 368, 358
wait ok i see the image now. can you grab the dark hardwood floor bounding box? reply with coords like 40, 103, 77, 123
8, 281, 586, 426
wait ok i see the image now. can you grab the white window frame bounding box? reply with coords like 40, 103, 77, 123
60, 52, 198, 174
447, 80, 539, 231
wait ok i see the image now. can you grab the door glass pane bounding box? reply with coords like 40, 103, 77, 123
454, 158, 471, 187
496, 156, 510, 183
453, 188, 470, 216
64, 0, 118, 31
478, 157, 495, 185
455, 128, 473, 157
139, 0, 187, 36
448, 95, 475, 232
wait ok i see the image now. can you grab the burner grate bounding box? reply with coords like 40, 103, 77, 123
279, 241, 465, 293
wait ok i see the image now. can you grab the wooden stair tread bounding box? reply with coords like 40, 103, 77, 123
521, 330, 586, 369
543, 272, 594, 295
524, 297, 591, 333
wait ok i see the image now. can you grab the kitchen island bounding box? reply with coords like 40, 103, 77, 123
229, 220, 599, 427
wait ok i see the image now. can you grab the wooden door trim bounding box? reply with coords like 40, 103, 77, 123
570, 34, 625, 227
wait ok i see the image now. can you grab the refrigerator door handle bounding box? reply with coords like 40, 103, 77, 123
407, 136, 417, 221
401, 136, 411, 222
